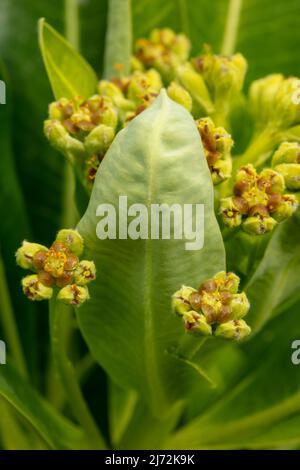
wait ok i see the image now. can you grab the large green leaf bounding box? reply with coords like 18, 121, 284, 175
166, 300, 300, 449
132, 0, 300, 81
0, 364, 91, 449
39, 18, 98, 100
245, 208, 300, 333
77, 90, 225, 416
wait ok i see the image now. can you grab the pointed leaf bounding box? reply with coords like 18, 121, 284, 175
38, 18, 97, 100
77, 91, 225, 416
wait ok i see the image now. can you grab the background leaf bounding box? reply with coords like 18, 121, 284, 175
132, 0, 300, 82
166, 300, 300, 449
38, 18, 98, 100
77, 91, 225, 416
0, 364, 91, 449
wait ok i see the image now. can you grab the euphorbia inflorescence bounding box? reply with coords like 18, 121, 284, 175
172, 271, 251, 341
16, 229, 96, 306
220, 164, 298, 235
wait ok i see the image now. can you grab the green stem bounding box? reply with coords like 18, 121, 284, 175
62, 0, 79, 228
221, 0, 242, 55
0, 254, 28, 379
176, 334, 207, 361
49, 298, 106, 449
233, 128, 279, 170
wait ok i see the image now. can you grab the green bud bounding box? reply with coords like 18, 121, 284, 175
145, 69, 163, 91
44, 120, 85, 158
249, 74, 284, 128
74, 260, 96, 286
259, 168, 285, 193
214, 271, 240, 294
172, 285, 197, 315
131, 56, 144, 71
56, 229, 84, 256
167, 81, 192, 111
272, 142, 300, 165
22, 274, 53, 301
274, 163, 300, 191
150, 28, 176, 47
215, 319, 251, 341
183, 311, 212, 336
272, 194, 298, 222
172, 34, 191, 62
211, 157, 232, 185
230, 292, 250, 319
98, 80, 124, 100
57, 284, 89, 306
16, 241, 48, 270
220, 197, 242, 228
84, 124, 114, 156
177, 63, 214, 114
242, 215, 277, 235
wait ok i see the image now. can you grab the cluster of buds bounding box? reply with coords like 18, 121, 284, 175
220, 164, 298, 235
249, 74, 300, 131
172, 271, 251, 341
45, 95, 117, 185
16, 230, 96, 306
192, 47, 247, 103
134, 28, 191, 81
272, 142, 300, 191
196, 117, 233, 184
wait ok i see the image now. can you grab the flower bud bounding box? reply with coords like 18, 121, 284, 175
22, 275, 53, 301
177, 63, 213, 114
172, 285, 197, 315
183, 311, 212, 336
215, 319, 251, 341
74, 260, 96, 286
272, 142, 300, 165
211, 157, 232, 185
214, 271, 240, 293
274, 163, 300, 191
84, 124, 115, 156
57, 284, 89, 306
55, 229, 84, 256
145, 69, 162, 91
271, 194, 298, 222
219, 197, 242, 228
258, 168, 285, 194
131, 56, 144, 71
242, 215, 277, 235
16, 241, 48, 270
167, 81, 192, 111
98, 80, 124, 100
230, 292, 250, 319
44, 120, 85, 157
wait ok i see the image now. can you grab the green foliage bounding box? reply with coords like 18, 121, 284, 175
0, 0, 300, 451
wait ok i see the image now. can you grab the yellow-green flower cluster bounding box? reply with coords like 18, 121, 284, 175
196, 117, 233, 184
16, 230, 96, 306
272, 142, 300, 191
172, 271, 251, 341
134, 28, 191, 81
249, 74, 300, 131
220, 164, 298, 235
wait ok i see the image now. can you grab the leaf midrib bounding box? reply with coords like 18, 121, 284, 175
143, 95, 169, 413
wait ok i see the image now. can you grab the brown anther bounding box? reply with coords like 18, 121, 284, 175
189, 292, 202, 311
38, 271, 54, 287
76, 120, 95, 132
199, 279, 217, 293
64, 254, 79, 271
33, 251, 47, 270
63, 103, 74, 119
56, 272, 74, 288
51, 241, 68, 253
219, 305, 232, 323
201, 304, 216, 323
63, 119, 77, 134
249, 204, 269, 217
220, 291, 232, 304
234, 180, 251, 196
267, 193, 282, 212
233, 196, 249, 214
